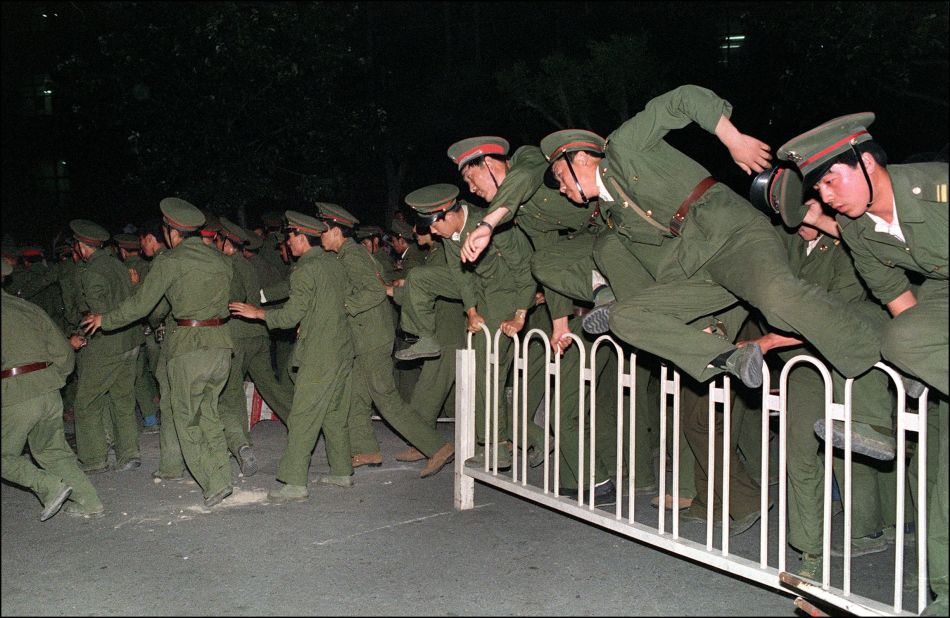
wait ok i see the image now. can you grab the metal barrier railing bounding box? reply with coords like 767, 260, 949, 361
453, 325, 930, 616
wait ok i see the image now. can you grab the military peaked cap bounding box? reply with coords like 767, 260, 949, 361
447, 136, 510, 169
777, 113, 876, 187
315, 203, 359, 228
285, 210, 328, 237
160, 198, 205, 231
405, 184, 460, 225
113, 233, 140, 250
540, 129, 607, 163
69, 219, 110, 247
749, 165, 806, 227
218, 216, 248, 246
389, 218, 413, 240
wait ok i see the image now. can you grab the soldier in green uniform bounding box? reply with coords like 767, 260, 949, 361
230, 211, 354, 500
315, 203, 455, 478
393, 185, 540, 470
83, 199, 235, 508
214, 218, 295, 475
389, 219, 427, 402
51, 242, 82, 418
386, 215, 467, 463
777, 113, 948, 615
69, 219, 142, 473
538, 85, 884, 406
356, 224, 398, 285
443, 137, 652, 500
114, 233, 161, 432
2, 260, 105, 520
136, 219, 187, 479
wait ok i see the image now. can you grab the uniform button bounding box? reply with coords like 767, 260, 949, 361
622, 201, 630, 209
912, 187, 922, 195
632, 176, 639, 182
905, 247, 911, 251
646, 210, 652, 217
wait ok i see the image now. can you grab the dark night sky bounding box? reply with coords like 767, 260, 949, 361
2, 1, 947, 247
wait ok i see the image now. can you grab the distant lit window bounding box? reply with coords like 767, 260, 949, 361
719, 34, 745, 67
21, 74, 54, 116
35, 160, 71, 207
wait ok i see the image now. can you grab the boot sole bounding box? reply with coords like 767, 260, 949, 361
814, 422, 896, 461
394, 350, 441, 361
582, 305, 611, 335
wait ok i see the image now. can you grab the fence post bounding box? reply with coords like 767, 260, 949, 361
454, 348, 476, 510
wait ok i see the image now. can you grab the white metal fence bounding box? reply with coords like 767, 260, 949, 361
453, 325, 930, 616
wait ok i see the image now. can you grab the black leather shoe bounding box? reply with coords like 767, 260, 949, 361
559, 479, 616, 506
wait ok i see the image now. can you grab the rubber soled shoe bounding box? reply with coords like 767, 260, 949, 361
420, 443, 455, 478
558, 479, 617, 507
394, 336, 441, 362
581, 301, 614, 335
813, 420, 896, 461
203, 486, 233, 508
238, 445, 259, 477
798, 553, 822, 580
318, 474, 353, 488
464, 443, 512, 471
831, 530, 888, 557
711, 343, 764, 389
80, 461, 110, 475
63, 502, 106, 519
267, 484, 309, 503
40, 485, 73, 522
117, 458, 141, 471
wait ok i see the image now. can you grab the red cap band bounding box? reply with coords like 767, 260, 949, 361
453, 143, 507, 165
803, 130, 870, 169
549, 140, 604, 161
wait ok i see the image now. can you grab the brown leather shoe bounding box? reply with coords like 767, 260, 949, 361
650, 494, 694, 511
351, 452, 383, 468
395, 447, 426, 462
419, 443, 454, 478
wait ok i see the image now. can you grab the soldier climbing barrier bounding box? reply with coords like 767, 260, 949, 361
453, 325, 931, 617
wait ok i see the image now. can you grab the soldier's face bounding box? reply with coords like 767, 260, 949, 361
550, 158, 594, 205
814, 157, 874, 219
461, 161, 501, 203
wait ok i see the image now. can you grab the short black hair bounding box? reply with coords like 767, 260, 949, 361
811, 141, 888, 184
138, 218, 164, 240
460, 153, 507, 173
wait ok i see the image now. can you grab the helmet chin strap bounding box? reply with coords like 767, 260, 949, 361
486, 165, 500, 191
852, 145, 874, 209
566, 158, 590, 205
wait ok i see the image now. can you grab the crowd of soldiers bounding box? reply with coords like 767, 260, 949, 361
2, 84, 947, 615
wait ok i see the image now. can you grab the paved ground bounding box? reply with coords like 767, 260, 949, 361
1, 417, 917, 616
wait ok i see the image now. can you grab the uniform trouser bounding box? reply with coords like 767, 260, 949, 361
277, 362, 353, 486
244, 335, 294, 423
154, 346, 186, 476
349, 342, 447, 458
880, 279, 948, 397
219, 339, 256, 457
908, 396, 948, 611
166, 348, 232, 500
530, 230, 598, 320
132, 341, 159, 419
606, 213, 882, 383
784, 362, 896, 554
679, 374, 760, 520
74, 346, 140, 467
2, 390, 103, 511
272, 329, 296, 390
61, 371, 78, 415
407, 298, 465, 428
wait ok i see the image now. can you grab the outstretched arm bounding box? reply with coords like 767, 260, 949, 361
714, 115, 771, 175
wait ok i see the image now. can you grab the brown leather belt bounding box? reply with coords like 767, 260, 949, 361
1, 362, 50, 379
175, 317, 229, 327
669, 176, 717, 237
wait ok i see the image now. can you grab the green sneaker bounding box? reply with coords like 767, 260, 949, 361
393, 336, 441, 361
268, 484, 309, 503
40, 485, 72, 522
464, 443, 512, 471
710, 343, 764, 389
813, 420, 896, 461
318, 474, 353, 488
798, 552, 823, 580
63, 502, 106, 519
831, 530, 888, 557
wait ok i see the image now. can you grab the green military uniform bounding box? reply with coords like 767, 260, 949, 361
778, 114, 948, 613
260, 211, 354, 487
316, 203, 452, 464
115, 234, 161, 427
448, 138, 604, 319
356, 225, 398, 285
391, 220, 427, 401
215, 218, 293, 475
397, 186, 539, 452
71, 220, 142, 471
99, 199, 234, 505
541, 85, 883, 388
392, 234, 464, 432
2, 266, 104, 519
51, 247, 83, 414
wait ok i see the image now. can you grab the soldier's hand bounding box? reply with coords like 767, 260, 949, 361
461, 226, 491, 263
81, 313, 103, 335
534, 292, 546, 306
550, 321, 573, 355
500, 311, 527, 338
68, 334, 87, 350
229, 302, 265, 321
728, 133, 771, 175
466, 310, 486, 333
128, 267, 140, 285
